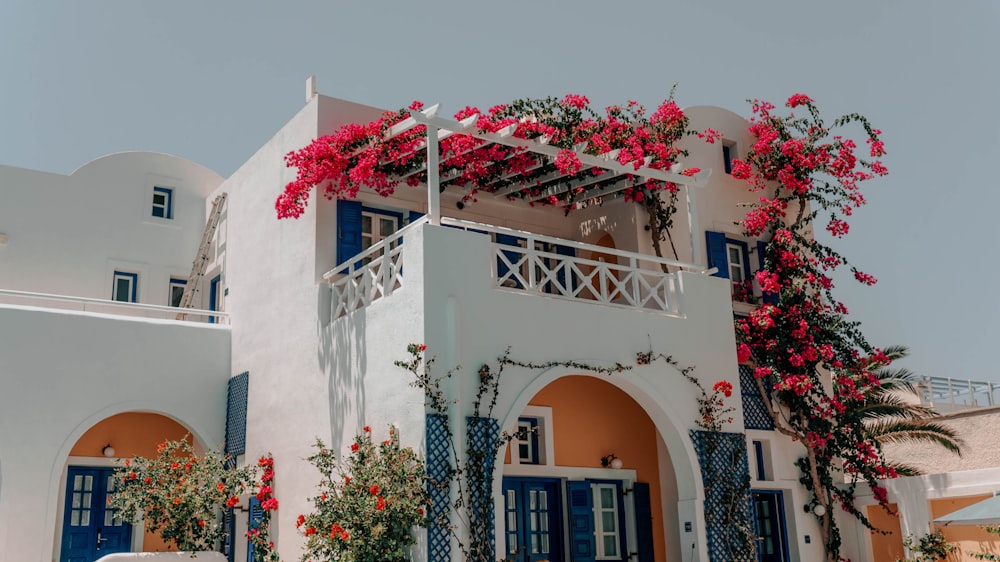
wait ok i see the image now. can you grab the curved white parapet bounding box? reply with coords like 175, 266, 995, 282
96, 553, 228, 562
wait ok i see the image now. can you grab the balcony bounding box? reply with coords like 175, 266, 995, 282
0, 289, 229, 324
323, 216, 712, 320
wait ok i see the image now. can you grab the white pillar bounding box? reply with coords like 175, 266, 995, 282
685, 184, 703, 267
426, 126, 441, 226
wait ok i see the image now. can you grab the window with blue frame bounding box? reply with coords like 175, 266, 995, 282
169, 277, 187, 307
514, 417, 539, 464
152, 186, 173, 219
112, 271, 138, 303
706, 231, 763, 304
337, 201, 414, 267
722, 140, 737, 175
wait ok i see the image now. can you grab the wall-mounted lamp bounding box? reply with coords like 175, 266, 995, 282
600, 453, 624, 470
805, 503, 826, 517
102, 444, 116, 458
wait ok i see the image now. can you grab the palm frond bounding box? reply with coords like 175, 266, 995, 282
870, 420, 964, 455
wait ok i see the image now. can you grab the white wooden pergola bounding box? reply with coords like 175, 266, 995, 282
378, 104, 713, 266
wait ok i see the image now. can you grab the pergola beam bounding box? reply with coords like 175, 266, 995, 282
406, 110, 709, 188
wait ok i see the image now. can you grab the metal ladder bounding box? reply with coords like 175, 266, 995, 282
176, 193, 227, 320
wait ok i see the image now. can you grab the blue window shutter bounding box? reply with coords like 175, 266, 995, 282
225, 372, 249, 463
247, 497, 262, 562
567, 481, 595, 562
337, 200, 363, 266
633, 483, 655, 562
705, 231, 729, 279
409, 210, 424, 224
757, 240, 779, 305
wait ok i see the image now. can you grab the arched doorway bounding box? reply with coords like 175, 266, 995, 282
500, 375, 681, 562
56, 412, 195, 562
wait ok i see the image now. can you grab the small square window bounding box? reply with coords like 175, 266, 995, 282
112, 271, 138, 303
169, 277, 187, 307
152, 186, 173, 219
726, 242, 746, 283
515, 418, 539, 464
722, 140, 737, 175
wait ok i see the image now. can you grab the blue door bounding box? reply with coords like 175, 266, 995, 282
502, 478, 563, 562
209, 275, 221, 324
752, 490, 789, 562
61, 466, 132, 562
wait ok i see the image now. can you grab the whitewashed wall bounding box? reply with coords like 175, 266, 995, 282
0, 306, 230, 562
0, 152, 223, 306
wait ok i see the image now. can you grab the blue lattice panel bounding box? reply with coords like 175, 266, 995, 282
739, 365, 774, 430
466, 416, 499, 557
690, 430, 755, 562
225, 372, 249, 462
426, 414, 451, 562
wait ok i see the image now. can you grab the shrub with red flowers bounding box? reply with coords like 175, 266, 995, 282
733, 94, 893, 561
298, 427, 427, 562
109, 437, 278, 559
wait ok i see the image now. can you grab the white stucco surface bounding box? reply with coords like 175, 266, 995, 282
0, 306, 230, 562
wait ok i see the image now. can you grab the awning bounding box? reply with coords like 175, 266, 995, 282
934, 495, 1000, 526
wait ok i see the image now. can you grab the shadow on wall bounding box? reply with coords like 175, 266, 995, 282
318, 285, 368, 452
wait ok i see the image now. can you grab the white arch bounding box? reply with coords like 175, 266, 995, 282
489, 363, 710, 561
45, 401, 218, 562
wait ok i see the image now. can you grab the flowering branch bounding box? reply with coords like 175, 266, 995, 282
733, 93, 892, 562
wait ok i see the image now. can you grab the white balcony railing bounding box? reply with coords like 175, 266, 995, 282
323, 218, 421, 319
442, 218, 706, 316
0, 289, 229, 324
323, 216, 710, 320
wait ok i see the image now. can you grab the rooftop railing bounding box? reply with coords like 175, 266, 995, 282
917, 375, 1000, 412
0, 289, 229, 324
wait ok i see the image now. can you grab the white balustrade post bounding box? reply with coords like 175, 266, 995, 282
426, 125, 441, 226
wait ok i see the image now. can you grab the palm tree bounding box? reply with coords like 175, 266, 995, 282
860, 346, 964, 476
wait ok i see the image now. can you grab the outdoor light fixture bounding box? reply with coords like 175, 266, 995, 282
601, 454, 624, 469
812, 504, 827, 517
102, 444, 115, 457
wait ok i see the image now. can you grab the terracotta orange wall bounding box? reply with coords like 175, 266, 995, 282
931, 495, 999, 561
70, 412, 192, 552
526, 375, 669, 562
867, 503, 904, 562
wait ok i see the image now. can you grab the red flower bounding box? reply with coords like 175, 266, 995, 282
261, 498, 278, 511
305, 526, 316, 536
226, 496, 240, 508
377, 496, 386, 511
363, 426, 371, 433
712, 380, 733, 398
296, 514, 306, 528
737, 343, 752, 364
786, 93, 813, 108
350, 443, 359, 452
144, 477, 152, 484
216, 482, 225, 492
369, 485, 379, 496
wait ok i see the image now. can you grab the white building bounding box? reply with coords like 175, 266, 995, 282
0, 86, 835, 562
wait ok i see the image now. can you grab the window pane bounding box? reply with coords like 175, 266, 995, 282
602, 511, 616, 531
70, 511, 80, 526
171, 285, 185, 307
539, 491, 547, 510
362, 215, 373, 234
115, 278, 131, 301
600, 487, 614, 506
603, 535, 617, 557
380, 217, 395, 235
529, 490, 537, 510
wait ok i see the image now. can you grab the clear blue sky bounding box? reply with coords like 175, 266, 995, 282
2, 1, 997, 380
